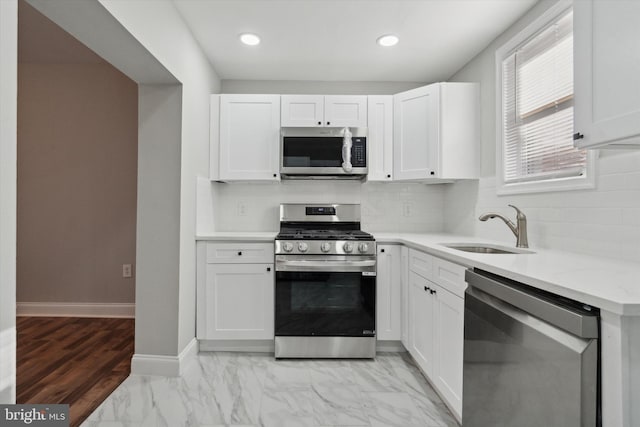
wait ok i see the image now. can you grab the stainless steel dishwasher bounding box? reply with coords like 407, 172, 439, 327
463, 269, 600, 427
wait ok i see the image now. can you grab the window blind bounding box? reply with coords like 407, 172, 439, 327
502, 10, 586, 184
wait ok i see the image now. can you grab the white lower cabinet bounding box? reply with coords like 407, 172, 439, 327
409, 271, 436, 376
197, 242, 274, 340
433, 284, 464, 417
376, 245, 402, 341
406, 248, 466, 420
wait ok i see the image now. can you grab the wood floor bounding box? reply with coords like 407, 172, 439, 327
16, 317, 134, 427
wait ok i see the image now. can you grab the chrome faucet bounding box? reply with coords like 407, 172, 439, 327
479, 204, 529, 248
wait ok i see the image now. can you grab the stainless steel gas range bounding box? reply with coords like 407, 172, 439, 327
274, 203, 376, 358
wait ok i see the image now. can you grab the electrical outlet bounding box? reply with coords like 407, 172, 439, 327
122, 264, 132, 278
237, 201, 247, 216
402, 202, 412, 217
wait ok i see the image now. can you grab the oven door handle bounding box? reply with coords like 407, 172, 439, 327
276, 259, 376, 272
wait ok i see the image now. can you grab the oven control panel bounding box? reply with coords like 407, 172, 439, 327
275, 240, 376, 255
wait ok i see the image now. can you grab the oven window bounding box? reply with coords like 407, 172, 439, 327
275, 271, 375, 336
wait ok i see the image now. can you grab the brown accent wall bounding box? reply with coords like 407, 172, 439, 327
17, 62, 138, 303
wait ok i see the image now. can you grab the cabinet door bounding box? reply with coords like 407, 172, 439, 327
434, 285, 464, 419
574, 0, 640, 148
201, 263, 274, 340
393, 84, 440, 180
219, 95, 280, 181
376, 245, 402, 341
324, 95, 368, 128
409, 271, 435, 376
281, 95, 324, 127
367, 96, 394, 181
400, 246, 409, 348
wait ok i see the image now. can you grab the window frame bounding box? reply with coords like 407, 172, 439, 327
495, 0, 595, 196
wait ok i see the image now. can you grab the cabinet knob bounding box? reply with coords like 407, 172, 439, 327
573, 132, 585, 140
380, 248, 385, 253
238, 251, 242, 256
273, 173, 277, 178
317, 121, 322, 125
387, 174, 391, 178
430, 289, 436, 295
424, 286, 431, 292
430, 171, 435, 176
326, 121, 330, 126
267, 267, 271, 272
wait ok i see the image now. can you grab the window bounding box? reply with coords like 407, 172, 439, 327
496, 4, 594, 194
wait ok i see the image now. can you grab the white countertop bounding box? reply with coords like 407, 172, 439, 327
196, 231, 640, 316
196, 232, 277, 241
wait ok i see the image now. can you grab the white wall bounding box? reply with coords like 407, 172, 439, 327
445, 0, 640, 263
25, 0, 220, 365
0, 0, 17, 404
98, 0, 221, 356
204, 181, 445, 233
222, 80, 425, 95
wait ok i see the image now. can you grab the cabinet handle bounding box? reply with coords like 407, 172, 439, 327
326, 121, 330, 126
380, 248, 385, 253
573, 132, 585, 140
267, 267, 271, 272
238, 251, 242, 256
317, 121, 322, 125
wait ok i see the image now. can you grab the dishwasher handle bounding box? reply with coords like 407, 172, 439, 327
465, 269, 599, 339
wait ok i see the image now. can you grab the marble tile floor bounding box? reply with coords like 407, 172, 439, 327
82, 351, 459, 427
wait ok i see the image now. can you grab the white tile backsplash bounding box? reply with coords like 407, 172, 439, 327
201, 180, 445, 233
444, 151, 640, 262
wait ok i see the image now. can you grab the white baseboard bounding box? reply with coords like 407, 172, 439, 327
131, 338, 198, 377
376, 340, 407, 352
198, 339, 274, 353
16, 302, 135, 318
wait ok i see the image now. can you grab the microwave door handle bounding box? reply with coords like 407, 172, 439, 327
342, 127, 353, 172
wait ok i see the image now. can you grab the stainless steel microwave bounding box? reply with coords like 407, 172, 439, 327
280, 127, 368, 179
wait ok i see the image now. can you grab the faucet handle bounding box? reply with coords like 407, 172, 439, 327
508, 204, 526, 219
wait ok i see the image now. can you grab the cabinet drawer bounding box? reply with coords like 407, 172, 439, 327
432, 257, 467, 298
409, 249, 433, 279
205, 242, 274, 264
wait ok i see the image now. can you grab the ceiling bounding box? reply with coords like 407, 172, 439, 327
173, 0, 538, 82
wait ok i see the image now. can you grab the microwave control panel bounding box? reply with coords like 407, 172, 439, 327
352, 138, 366, 167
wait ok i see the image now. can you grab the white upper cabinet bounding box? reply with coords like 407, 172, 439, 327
367, 95, 394, 181
393, 83, 479, 181
281, 95, 367, 127
280, 95, 324, 127
218, 94, 281, 181
574, 0, 640, 148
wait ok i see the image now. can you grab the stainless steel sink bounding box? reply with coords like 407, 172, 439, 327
442, 243, 534, 254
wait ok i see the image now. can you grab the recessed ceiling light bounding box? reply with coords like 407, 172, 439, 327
377, 34, 399, 47
239, 33, 261, 46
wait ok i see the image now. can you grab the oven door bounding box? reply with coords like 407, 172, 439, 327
275, 255, 376, 337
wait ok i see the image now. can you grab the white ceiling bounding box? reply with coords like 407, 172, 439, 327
173, 0, 538, 82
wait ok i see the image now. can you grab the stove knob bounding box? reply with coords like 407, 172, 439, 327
282, 242, 294, 252
358, 243, 369, 253
298, 242, 309, 253
343, 242, 354, 253
320, 242, 332, 253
